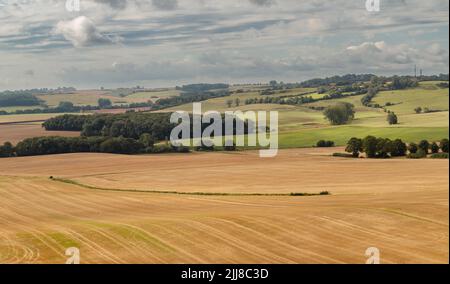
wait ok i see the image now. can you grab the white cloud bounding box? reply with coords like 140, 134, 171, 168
55, 16, 117, 47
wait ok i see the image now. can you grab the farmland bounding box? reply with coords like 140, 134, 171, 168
0, 0, 448, 268
0, 79, 448, 264
0, 122, 79, 145
160, 82, 449, 148
0, 114, 81, 144
0, 149, 448, 264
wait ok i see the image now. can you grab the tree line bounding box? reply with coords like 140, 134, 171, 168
176, 83, 229, 93
344, 136, 449, 159
0, 135, 189, 158
44, 112, 249, 139
43, 113, 175, 141
154, 90, 230, 110
0, 93, 43, 107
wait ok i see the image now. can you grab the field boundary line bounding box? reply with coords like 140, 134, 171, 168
50, 177, 331, 197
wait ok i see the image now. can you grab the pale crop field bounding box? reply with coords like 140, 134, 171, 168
126, 89, 180, 101
36, 91, 120, 107
0, 114, 81, 144
0, 149, 448, 264
373, 87, 449, 115
0, 113, 71, 123
0, 123, 79, 144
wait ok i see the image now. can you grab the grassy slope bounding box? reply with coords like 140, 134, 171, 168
164, 82, 449, 148
278, 126, 449, 148
373, 86, 449, 115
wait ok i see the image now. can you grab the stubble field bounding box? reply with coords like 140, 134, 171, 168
0, 148, 448, 264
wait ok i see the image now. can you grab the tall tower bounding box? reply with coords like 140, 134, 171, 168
414, 65, 417, 78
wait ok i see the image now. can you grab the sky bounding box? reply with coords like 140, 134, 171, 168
0, 0, 448, 90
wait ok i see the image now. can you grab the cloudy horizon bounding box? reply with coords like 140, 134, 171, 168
0, 0, 448, 90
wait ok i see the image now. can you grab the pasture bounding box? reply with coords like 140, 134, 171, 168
0, 149, 448, 263
160, 82, 449, 147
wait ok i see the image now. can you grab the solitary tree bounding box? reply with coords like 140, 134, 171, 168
387, 112, 398, 125
414, 107, 422, 114
226, 100, 233, 108
235, 98, 241, 107
98, 98, 112, 109
57, 101, 74, 111
0, 142, 14, 157
345, 137, 363, 158
323, 102, 355, 125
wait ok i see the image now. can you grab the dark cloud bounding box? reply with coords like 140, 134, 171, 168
249, 0, 276, 7
92, 0, 129, 9
152, 0, 178, 10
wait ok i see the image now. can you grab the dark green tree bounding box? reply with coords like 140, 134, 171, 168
345, 138, 363, 158
57, 101, 75, 112
390, 139, 407, 157
431, 142, 440, 154
139, 133, 155, 148
362, 136, 378, 158
440, 139, 449, 153
0, 142, 14, 157
408, 143, 418, 154
323, 102, 355, 125
418, 140, 430, 154
387, 112, 398, 125
376, 138, 392, 158
98, 98, 112, 108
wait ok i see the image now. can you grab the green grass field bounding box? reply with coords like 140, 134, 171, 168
165, 82, 449, 148
278, 126, 449, 148
373, 86, 449, 115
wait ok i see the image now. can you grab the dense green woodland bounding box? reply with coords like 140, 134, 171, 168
43, 113, 175, 140
0, 93, 42, 107
0, 136, 189, 157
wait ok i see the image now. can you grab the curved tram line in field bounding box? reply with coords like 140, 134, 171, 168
0, 173, 447, 264
50, 177, 330, 197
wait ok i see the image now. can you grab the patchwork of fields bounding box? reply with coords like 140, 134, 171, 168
162, 82, 449, 147
0, 82, 448, 264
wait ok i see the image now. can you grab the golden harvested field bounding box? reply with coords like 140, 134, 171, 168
0, 113, 73, 124
0, 122, 79, 144
0, 148, 448, 264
